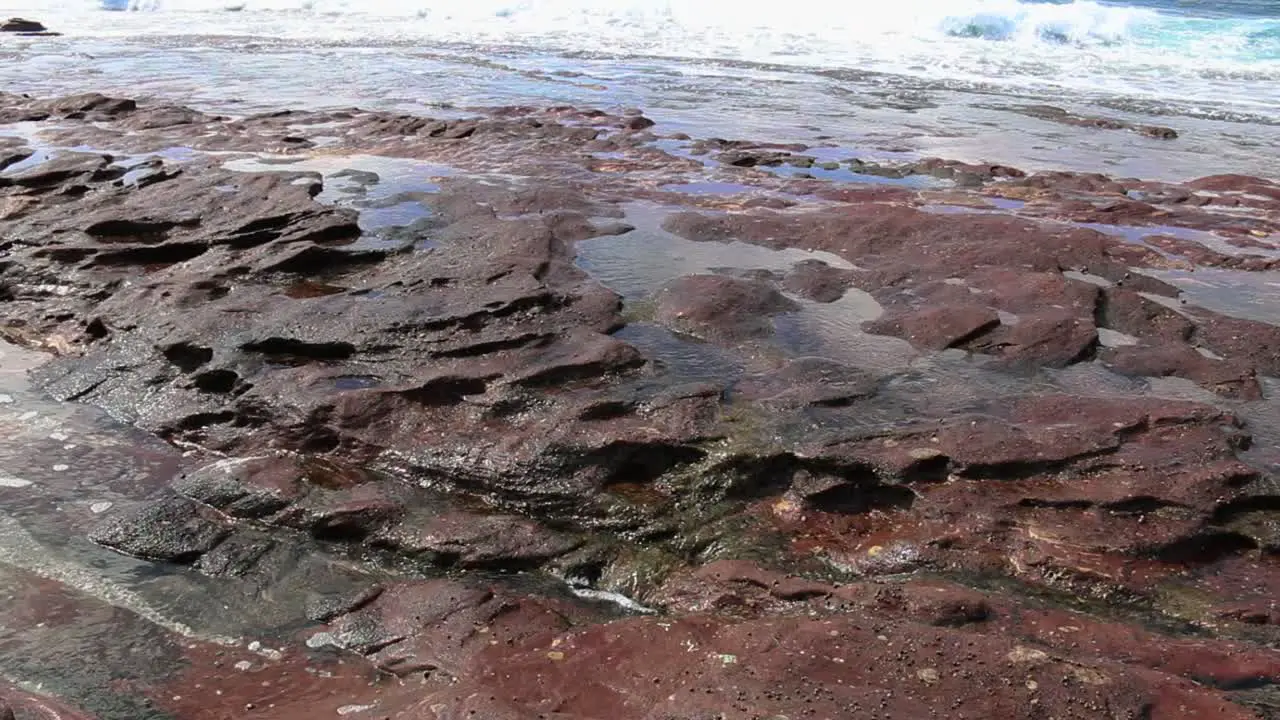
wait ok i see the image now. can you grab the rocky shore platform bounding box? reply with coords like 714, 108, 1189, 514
2, 91, 1280, 719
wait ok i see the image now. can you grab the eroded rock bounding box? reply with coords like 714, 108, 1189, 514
411, 614, 1254, 720
654, 274, 799, 341
88, 497, 232, 563
2, 92, 1279, 720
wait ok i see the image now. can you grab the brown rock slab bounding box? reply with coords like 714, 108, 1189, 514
409, 614, 1253, 719
966, 268, 1101, 315
1192, 313, 1280, 376
1098, 287, 1194, 342
732, 357, 879, 408
780, 258, 857, 302
320, 580, 584, 679
654, 274, 799, 341
865, 304, 1001, 351
1190, 174, 1280, 194
372, 509, 581, 569
966, 310, 1099, 367
172, 453, 313, 518
1008, 607, 1280, 690
88, 497, 232, 563
1104, 342, 1262, 399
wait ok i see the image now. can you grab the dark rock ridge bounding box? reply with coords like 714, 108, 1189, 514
2, 91, 1280, 719
2, 18, 43, 32
999, 103, 1180, 140
1, 17, 57, 36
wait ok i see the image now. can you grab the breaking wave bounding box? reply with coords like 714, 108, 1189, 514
5, 0, 1270, 113
81, 0, 1276, 60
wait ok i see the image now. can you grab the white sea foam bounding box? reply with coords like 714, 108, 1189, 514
5, 0, 1278, 120
41, 0, 1166, 47
15, 2, 1274, 68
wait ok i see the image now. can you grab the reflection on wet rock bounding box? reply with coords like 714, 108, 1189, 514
2, 92, 1280, 719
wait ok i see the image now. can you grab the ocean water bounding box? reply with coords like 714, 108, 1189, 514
0, 0, 1278, 179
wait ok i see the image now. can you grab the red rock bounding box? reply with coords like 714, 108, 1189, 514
621, 115, 655, 131
1214, 602, 1280, 626
0, 684, 93, 720
966, 310, 1099, 367
1098, 287, 1194, 342
796, 392, 1252, 609
1013, 169, 1127, 194
173, 452, 313, 518
814, 185, 916, 204
1009, 608, 1280, 689
1189, 174, 1279, 193
850, 581, 994, 627
407, 614, 1256, 719
914, 157, 1026, 180
654, 274, 798, 341
780, 258, 857, 302
1104, 342, 1262, 399
732, 357, 878, 409
1143, 234, 1280, 271
4, 92, 1279, 720
509, 328, 645, 387
1009, 460, 1256, 512
1189, 554, 1280, 627
806, 393, 1223, 483
322, 580, 583, 679
1137, 125, 1179, 139
865, 304, 1001, 351
694, 559, 833, 601
965, 268, 1100, 316
372, 509, 581, 569
1000, 107, 1177, 142
158, 629, 402, 720
272, 481, 405, 541
1191, 313, 1280, 376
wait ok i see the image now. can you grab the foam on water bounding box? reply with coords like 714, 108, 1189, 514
86, 0, 1164, 45
3, 0, 1279, 179
13, 0, 1279, 104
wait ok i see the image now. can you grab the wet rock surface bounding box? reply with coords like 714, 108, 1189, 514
999, 103, 1180, 140
2, 92, 1280, 718
654, 274, 799, 341
0, 18, 54, 36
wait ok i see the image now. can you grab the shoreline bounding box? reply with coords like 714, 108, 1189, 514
4, 25, 1280, 184
2, 90, 1280, 719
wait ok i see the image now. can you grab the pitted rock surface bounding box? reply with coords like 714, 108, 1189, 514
3, 92, 1280, 719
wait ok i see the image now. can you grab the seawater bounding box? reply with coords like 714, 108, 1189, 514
0, 0, 1277, 179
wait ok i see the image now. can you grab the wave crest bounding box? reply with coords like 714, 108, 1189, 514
938, 1, 1151, 46
73, 0, 1280, 66
94, 0, 1159, 47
